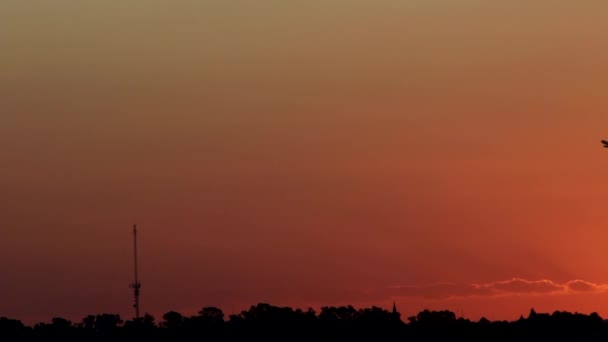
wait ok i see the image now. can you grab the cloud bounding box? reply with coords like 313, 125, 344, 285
565, 280, 608, 293
388, 278, 608, 299
473, 278, 563, 294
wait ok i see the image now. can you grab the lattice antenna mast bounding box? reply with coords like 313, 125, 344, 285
129, 224, 141, 319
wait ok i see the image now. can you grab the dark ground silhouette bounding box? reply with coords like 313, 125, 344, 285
1, 303, 607, 341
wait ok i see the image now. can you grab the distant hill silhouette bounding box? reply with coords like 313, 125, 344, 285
1, 303, 607, 341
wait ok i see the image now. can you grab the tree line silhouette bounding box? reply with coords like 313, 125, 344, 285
1, 303, 607, 341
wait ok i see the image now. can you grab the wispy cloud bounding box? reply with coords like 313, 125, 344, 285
388, 278, 608, 299
564, 280, 608, 293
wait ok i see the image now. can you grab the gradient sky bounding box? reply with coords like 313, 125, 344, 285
3, 1, 608, 324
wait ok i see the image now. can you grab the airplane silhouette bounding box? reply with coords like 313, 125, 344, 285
602, 140, 608, 148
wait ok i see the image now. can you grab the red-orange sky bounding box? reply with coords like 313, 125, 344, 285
3, 1, 608, 324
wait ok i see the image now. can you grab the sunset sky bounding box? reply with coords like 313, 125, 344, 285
3, 1, 608, 324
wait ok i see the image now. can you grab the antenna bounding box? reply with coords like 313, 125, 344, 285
129, 224, 141, 319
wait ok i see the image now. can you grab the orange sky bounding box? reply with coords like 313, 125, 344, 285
3, 1, 608, 324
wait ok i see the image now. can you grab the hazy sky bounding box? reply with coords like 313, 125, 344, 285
3, 1, 608, 323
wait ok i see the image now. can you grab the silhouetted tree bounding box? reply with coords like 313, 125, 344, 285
0, 317, 30, 340
3, 304, 608, 341
161, 311, 184, 329
33, 317, 74, 340
87, 313, 123, 340
123, 314, 156, 340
